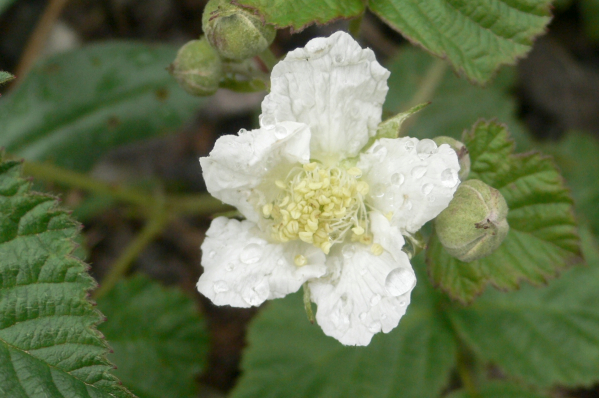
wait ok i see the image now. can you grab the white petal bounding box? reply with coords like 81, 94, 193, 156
200, 121, 311, 223
262, 31, 389, 163
309, 222, 415, 346
358, 137, 460, 234
198, 217, 327, 308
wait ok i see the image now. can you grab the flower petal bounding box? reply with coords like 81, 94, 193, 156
262, 31, 389, 163
358, 137, 460, 234
200, 121, 311, 223
198, 217, 327, 308
309, 218, 415, 346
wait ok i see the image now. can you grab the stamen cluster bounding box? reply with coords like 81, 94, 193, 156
262, 162, 371, 254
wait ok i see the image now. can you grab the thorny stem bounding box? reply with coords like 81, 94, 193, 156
92, 208, 169, 300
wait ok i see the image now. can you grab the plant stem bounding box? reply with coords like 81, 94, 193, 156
22, 160, 230, 216
92, 210, 169, 300
257, 48, 278, 72
456, 346, 480, 398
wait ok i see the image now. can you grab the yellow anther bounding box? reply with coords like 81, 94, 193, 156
321, 241, 332, 254
385, 211, 394, 220
262, 203, 273, 218
356, 181, 369, 195
347, 167, 362, 177
291, 209, 302, 220
360, 235, 373, 245
294, 254, 308, 266
352, 226, 365, 235
318, 195, 331, 205
306, 219, 318, 232
371, 243, 384, 256
308, 181, 323, 190
280, 196, 290, 207
303, 162, 318, 171
299, 231, 314, 243
276, 180, 287, 189
286, 220, 299, 235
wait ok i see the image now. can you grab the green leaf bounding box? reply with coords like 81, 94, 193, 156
0, 71, 14, 86
447, 382, 549, 398
540, 132, 599, 235
384, 46, 532, 150
427, 121, 582, 303
0, 155, 134, 398
234, 0, 365, 31
231, 256, 456, 398
96, 275, 209, 398
369, 0, 552, 84
0, 42, 203, 172
448, 229, 599, 387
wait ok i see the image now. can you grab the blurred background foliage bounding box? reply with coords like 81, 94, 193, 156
1, 0, 599, 397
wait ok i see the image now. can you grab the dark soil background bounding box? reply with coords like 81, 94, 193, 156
1, 0, 598, 397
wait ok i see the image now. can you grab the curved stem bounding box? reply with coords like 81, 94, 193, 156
92, 209, 169, 300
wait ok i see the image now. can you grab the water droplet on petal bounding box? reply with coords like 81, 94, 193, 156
225, 263, 235, 272
411, 166, 427, 179
386, 191, 395, 201
330, 302, 350, 332
242, 279, 269, 306
381, 314, 387, 320
370, 294, 381, 306
359, 268, 367, 276
239, 128, 248, 135
422, 183, 434, 196
240, 243, 262, 264
400, 300, 407, 306
259, 114, 275, 130
404, 199, 413, 210
372, 144, 388, 161
368, 321, 381, 333
427, 195, 436, 203
391, 173, 404, 186
385, 268, 416, 297
441, 168, 459, 188
334, 54, 344, 64
342, 244, 356, 258
274, 125, 288, 139
416, 139, 437, 159
208, 251, 216, 258
359, 312, 367, 322
372, 183, 386, 198
404, 140, 415, 152
277, 258, 286, 266
213, 281, 229, 294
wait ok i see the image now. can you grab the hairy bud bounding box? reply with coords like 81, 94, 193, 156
170, 38, 222, 96
202, 0, 276, 61
433, 136, 471, 180
435, 179, 509, 262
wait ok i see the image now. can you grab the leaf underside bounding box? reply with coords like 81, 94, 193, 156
427, 120, 582, 303
0, 155, 134, 398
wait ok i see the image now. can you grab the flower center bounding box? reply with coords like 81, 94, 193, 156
262, 162, 373, 254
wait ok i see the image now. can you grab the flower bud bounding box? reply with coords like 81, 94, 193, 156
170, 38, 222, 96
202, 0, 276, 61
433, 136, 470, 180
435, 179, 509, 262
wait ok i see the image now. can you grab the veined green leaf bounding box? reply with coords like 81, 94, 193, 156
427, 121, 582, 303
231, 256, 456, 398
97, 275, 209, 398
0, 71, 14, 85
0, 42, 203, 172
369, 0, 552, 84
448, 229, 599, 387
234, 0, 365, 31
0, 155, 134, 397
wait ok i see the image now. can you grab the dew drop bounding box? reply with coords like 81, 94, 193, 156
240, 243, 262, 264
277, 258, 286, 266
440, 168, 459, 188
359, 312, 367, 322
213, 281, 229, 294
386, 191, 395, 201
370, 294, 381, 306
404, 199, 413, 210
421, 183, 434, 196
242, 279, 269, 306
208, 250, 216, 258
400, 300, 407, 306
225, 263, 236, 272
416, 139, 437, 159
381, 314, 387, 320
238, 128, 248, 135
259, 114, 276, 130
372, 144, 388, 161
330, 302, 350, 332
368, 321, 382, 333
372, 183, 386, 198
334, 54, 344, 64
359, 268, 367, 276
427, 195, 436, 203
274, 125, 288, 139
385, 268, 416, 297
404, 140, 415, 152
411, 166, 427, 179
342, 244, 356, 258
391, 173, 404, 186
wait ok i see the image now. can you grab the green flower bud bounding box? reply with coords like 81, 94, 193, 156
202, 0, 276, 61
170, 38, 222, 96
433, 136, 471, 180
435, 179, 509, 262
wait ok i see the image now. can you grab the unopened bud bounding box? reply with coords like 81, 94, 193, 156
202, 0, 276, 61
170, 38, 222, 96
433, 136, 470, 180
435, 179, 509, 262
